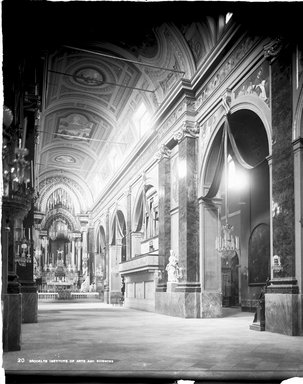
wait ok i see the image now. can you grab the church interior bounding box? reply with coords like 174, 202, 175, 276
1, 1, 303, 383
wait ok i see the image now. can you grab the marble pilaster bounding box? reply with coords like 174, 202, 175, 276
293, 137, 303, 334
200, 200, 222, 317
88, 227, 95, 284
271, 46, 295, 278
175, 128, 200, 291
126, 186, 132, 260
104, 211, 110, 303
265, 44, 299, 334
109, 245, 122, 304
156, 145, 171, 291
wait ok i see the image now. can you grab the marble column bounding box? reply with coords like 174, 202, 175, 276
71, 238, 75, 268
293, 137, 303, 334
2, 202, 28, 351
175, 124, 200, 317
104, 210, 110, 303
175, 125, 200, 291
200, 198, 223, 317
264, 40, 300, 335
109, 244, 122, 304
155, 144, 171, 291
88, 227, 95, 284
126, 186, 132, 260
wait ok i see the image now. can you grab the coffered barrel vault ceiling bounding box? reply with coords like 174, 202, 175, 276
5, 1, 273, 215
33, 8, 230, 212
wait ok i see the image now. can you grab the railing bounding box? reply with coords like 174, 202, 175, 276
38, 292, 59, 300
71, 292, 99, 300
38, 292, 100, 301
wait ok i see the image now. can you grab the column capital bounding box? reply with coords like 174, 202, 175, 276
292, 136, 303, 153
155, 144, 171, 162
221, 88, 232, 115
264, 37, 284, 60
173, 121, 199, 143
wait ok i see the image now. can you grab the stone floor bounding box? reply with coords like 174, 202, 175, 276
3, 302, 303, 384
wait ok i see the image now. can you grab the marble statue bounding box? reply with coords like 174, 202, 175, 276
165, 250, 182, 282
80, 275, 90, 292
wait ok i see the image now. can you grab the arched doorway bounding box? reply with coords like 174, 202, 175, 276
201, 109, 270, 312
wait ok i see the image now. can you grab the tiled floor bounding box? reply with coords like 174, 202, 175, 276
3, 302, 303, 383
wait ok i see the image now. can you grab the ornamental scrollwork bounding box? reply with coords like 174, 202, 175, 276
155, 144, 171, 161
173, 121, 200, 142
264, 37, 284, 59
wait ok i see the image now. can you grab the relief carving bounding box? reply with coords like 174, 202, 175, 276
264, 37, 284, 59
155, 144, 171, 161
195, 36, 259, 111
221, 89, 232, 115
173, 121, 200, 142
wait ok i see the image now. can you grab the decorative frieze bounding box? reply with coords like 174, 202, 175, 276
235, 62, 270, 107
195, 35, 259, 111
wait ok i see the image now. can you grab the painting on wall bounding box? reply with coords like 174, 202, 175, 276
235, 62, 270, 107
56, 113, 95, 140
248, 223, 270, 285
73, 67, 104, 86
54, 155, 76, 164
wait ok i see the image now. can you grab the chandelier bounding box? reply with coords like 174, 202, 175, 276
215, 121, 239, 258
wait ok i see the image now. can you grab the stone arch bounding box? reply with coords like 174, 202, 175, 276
132, 178, 156, 232
199, 105, 271, 313
41, 207, 81, 232
38, 176, 89, 213
199, 98, 271, 198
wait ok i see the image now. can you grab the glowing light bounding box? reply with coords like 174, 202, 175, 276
228, 158, 249, 190
225, 13, 233, 24
178, 159, 187, 179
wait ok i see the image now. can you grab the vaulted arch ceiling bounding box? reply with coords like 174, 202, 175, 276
31, 3, 232, 216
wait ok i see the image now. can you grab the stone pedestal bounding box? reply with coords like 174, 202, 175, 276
21, 289, 38, 323
201, 291, 222, 318
3, 293, 22, 351
155, 290, 200, 318
265, 278, 299, 336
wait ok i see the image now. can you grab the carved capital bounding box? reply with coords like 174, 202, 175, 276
173, 121, 199, 143
221, 88, 232, 115
124, 185, 132, 197
155, 144, 171, 162
264, 37, 284, 59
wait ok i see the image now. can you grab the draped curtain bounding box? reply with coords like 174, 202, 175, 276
202, 116, 266, 201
